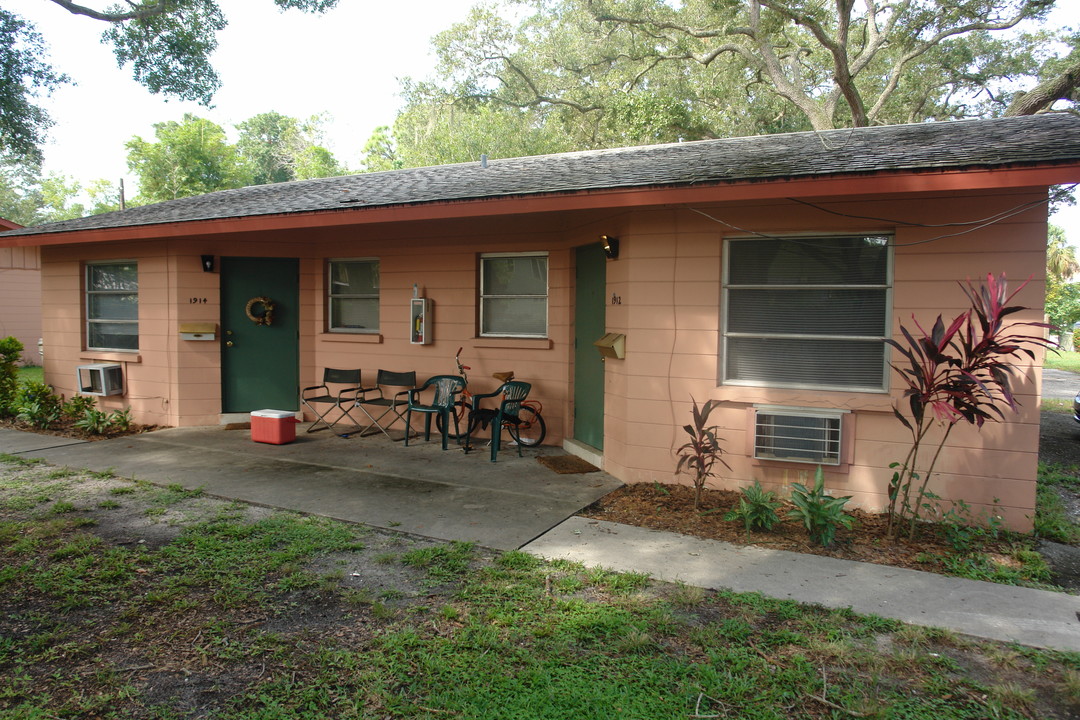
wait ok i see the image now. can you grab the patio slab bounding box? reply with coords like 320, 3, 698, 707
3, 425, 621, 551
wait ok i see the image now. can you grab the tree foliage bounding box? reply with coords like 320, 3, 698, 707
368, 0, 1076, 167
236, 112, 345, 185
0, 156, 117, 226
0, 1, 338, 163
0, 10, 67, 164
1045, 225, 1080, 333
126, 112, 346, 204
126, 114, 249, 203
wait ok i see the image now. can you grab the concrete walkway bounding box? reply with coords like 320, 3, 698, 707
4, 425, 1080, 653
524, 517, 1080, 653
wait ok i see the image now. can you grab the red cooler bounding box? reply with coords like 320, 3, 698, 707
251, 409, 300, 445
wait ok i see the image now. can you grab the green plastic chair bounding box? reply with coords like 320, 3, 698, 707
468, 380, 532, 462
404, 375, 466, 450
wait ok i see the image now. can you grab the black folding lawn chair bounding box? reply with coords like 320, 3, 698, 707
300, 368, 363, 434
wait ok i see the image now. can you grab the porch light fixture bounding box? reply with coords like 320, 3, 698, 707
600, 235, 619, 260
200, 254, 215, 273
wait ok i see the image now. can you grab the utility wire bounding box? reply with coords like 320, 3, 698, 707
690, 184, 1073, 249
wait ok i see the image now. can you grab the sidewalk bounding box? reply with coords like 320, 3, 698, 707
4, 426, 1080, 653
524, 517, 1080, 653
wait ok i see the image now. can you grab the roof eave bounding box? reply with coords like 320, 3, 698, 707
3, 161, 1078, 248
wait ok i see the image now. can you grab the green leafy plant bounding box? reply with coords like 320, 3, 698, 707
788, 466, 853, 547
15, 381, 62, 430
74, 408, 113, 436
930, 496, 1004, 553
675, 397, 731, 509
886, 274, 1055, 539
724, 481, 782, 534
108, 407, 134, 432
0, 336, 24, 417
62, 394, 96, 420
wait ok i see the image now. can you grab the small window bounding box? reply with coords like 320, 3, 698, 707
480, 253, 548, 337
86, 261, 138, 351
754, 406, 845, 465
328, 259, 379, 333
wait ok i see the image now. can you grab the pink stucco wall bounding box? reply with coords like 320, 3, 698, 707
36, 186, 1048, 529
0, 246, 42, 365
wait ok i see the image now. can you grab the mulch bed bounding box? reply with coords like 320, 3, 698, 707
578, 483, 1020, 573
0, 417, 158, 442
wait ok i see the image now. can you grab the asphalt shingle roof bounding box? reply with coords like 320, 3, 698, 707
6, 114, 1080, 238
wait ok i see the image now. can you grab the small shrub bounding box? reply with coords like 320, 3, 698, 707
0, 336, 24, 417
724, 481, 782, 533
788, 466, 853, 547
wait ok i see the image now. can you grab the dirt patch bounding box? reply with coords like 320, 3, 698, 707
536, 454, 599, 474
1038, 410, 1080, 470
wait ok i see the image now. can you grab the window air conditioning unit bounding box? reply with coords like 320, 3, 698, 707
76, 363, 124, 396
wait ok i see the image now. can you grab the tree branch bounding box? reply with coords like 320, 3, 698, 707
1006, 57, 1080, 115
46, 0, 170, 23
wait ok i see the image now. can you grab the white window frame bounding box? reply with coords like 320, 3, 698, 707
327, 258, 380, 334
479, 252, 549, 338
85, 261, 138, 352
722, 234, 892, 392
754, 405, 847, 466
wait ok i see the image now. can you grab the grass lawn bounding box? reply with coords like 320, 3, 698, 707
1, 457, 1078, 719
15, 365, 42, 386
1046, 351, 1080, 374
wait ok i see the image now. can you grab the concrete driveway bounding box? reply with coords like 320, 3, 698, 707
1, 425, 622, 551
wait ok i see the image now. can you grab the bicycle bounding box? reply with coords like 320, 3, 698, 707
436, 347, 547, 448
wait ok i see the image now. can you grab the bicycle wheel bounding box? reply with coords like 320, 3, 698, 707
508, 406, 546, 447
435, 400, 475, 439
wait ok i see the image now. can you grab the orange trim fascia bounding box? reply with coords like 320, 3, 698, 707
4, 163, 1078, 247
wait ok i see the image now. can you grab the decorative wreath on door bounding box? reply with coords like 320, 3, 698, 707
244, 296, 275, 326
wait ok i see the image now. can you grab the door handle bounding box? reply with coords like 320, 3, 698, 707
226, 340, 234, 347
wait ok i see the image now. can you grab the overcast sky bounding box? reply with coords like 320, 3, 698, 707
11, 0, 1080, 240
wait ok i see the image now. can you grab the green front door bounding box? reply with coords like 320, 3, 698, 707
220, 257, 299, 412
574, 243, 606, 450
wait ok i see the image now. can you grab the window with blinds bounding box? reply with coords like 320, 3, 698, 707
723, 235, 891, 391
86, 261, 138, 351
754, 406, 845, 465
480, 253, 548, 337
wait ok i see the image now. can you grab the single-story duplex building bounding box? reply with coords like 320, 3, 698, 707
0, 217, 41, 365
4, 114, 1080, 530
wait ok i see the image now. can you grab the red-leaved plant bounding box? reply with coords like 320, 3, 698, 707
885, 274, 1055, 539
676, 397, 731, 510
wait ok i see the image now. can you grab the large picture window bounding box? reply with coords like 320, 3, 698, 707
86, 262, 139, 351
723, 235, 891, 392
480, 253, 548, 337
328, 259, 379, 333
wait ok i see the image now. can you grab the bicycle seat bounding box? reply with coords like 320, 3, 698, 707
492, 371, 515, 382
